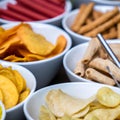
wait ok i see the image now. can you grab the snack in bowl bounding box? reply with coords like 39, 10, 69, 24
0, 62, 36, 120
0, 101, 6, 120
23, 82, 120, 120
0, 23, 67, 62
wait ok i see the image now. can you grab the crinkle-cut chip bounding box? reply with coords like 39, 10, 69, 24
46, 89, 96, 117
0, 68, 17, 85
84, 105, 120, 120
17, 25, 55, 56
0, 35, 20, 58
13, 70, 26, 93
0, 89, 3, 102
40, 105, 56, 120
4, 55, 27, 62
96, 87, 120, 107
0, 23, 24, 45
0, 75, 19, 109
18, 88, 30, 103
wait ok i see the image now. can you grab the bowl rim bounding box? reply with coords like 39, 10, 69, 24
0, 62, 37, 112
0, 0, 72, 24
0, 22, 72, 65
0, 101, 6, 120
63, 40, 120, 82
23, 82, 120, 120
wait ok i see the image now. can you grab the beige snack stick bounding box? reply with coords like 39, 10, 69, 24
79, 7, 119, 34
89, 57, 120, 82
92, 10, 103, 20
74, 60, 85, 77
85, 68, 115, 85
72, 2, 95, 32
71, 4, 86, 32
117, 22, 120, 38
84, 13, 120, 37
82, 37, 100, 64
98, 46, 108, 59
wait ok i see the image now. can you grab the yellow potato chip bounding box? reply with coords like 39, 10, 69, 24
0, 27, 5, 34
13, 70, 26, 93
0, 75, 19, 109
17, 24, 55, 56
0, 89, 3, 102
96, 87, 120, 107
18, 88, 30, 103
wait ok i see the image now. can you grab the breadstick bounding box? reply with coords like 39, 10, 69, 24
98, 46, 108, 59
82, 37, 100, 64
72, 2, 94, 32
74, 60, 85, 77
92, 10, 103, 20
71, 4, 86, 32
89, 57, 120, 82
85, 68, 115, 86
84, 13, 120, 37
117, 22, 120, 38
79, 7, 119, 34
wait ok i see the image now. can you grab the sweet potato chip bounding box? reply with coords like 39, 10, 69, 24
0, 75, 19, 109
17, 24, 55, 56
18, 88, 30, 103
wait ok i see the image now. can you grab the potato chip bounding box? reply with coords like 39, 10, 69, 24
84, 105, 120, 120
96, 87, 120, 107
13, 70, 26, 93
40, 105, 56, 120
17, 24, 55, 56
46, 89, 96, 117
0, 75, 19, 109
0, 27, 5, 34
0, 89, 3, 102
18, 88, 30, 103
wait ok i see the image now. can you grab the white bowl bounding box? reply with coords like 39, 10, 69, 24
0, 0, 72, 26
0, 62, 36, 120
62, 5, 118, 46
63, 40, 120, 83
0, 101, 6, 120
0, 22, 72, 89
23, 82, 120, 120
91, 0, 120, 6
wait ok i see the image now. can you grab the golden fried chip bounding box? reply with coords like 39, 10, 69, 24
0, 26, 5, 34
18, 88, 30, 103
96, 87, 120, 107
0, 89, 3, 102
17, 25, 55, 56
13, 70, 26, 93
0, 75, 19, 109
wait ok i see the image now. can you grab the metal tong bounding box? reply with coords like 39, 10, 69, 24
97, 33, 120, 87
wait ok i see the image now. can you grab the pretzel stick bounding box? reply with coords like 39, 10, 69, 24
85, 68, 115, 86
72, 2, 94, 32
71, 4, 86, 32
79, 7, 119, 34
117, 22, 120, 38
85, 13, 120, 37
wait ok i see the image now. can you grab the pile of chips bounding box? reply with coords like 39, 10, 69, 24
0, 23, 67, 62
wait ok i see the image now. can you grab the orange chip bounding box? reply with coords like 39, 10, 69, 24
17, 24, 55, 56
0, 89, 3, 102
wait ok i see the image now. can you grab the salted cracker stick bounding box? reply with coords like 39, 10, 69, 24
92, 10, 103, 20
84, 13, 120, 37
89, 57, 120, 82
71, 4, 86, 32
74, 60, 85, 77
82, 37, 100, 64
72, 2, 94, 32
85, 68, 115, 86
79, 7, 119, 34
